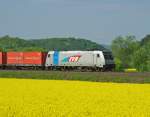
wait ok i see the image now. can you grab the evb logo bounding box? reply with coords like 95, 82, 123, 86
62, 55, 81, 63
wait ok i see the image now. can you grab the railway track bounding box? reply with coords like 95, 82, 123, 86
0, 69, 150, 78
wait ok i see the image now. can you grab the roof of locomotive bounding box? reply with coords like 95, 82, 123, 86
47, 51, 104, 55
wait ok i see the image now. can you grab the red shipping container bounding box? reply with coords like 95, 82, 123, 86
0, 52, 3, 65
7, 52, 24, 65
6, 52, 47, 66
0, 52, 6, 65
23, 52, 47, 66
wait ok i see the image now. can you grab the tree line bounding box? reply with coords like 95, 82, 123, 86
111, 35, 150, 72
0, 35, 105, 52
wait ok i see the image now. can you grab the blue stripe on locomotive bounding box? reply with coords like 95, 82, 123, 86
53, 51, 59, 65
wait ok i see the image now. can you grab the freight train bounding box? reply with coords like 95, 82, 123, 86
0, 51, 115, 71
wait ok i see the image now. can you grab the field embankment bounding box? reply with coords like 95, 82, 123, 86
0, 70, 150, 83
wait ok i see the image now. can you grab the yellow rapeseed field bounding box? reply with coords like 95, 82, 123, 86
0, 78, 150, 117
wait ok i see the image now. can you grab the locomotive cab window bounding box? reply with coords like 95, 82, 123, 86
97, 54, 100, 58
48, 54, 50, 57
103, 52, 114, 60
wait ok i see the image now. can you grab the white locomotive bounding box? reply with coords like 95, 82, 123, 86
45, 51, 115, 71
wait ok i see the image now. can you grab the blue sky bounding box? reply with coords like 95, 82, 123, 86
0, 0, 150, 44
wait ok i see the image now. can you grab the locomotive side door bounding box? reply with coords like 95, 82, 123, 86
96, 52, 104, 68
96, 53, 100, 66
45, 51, 54, 67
